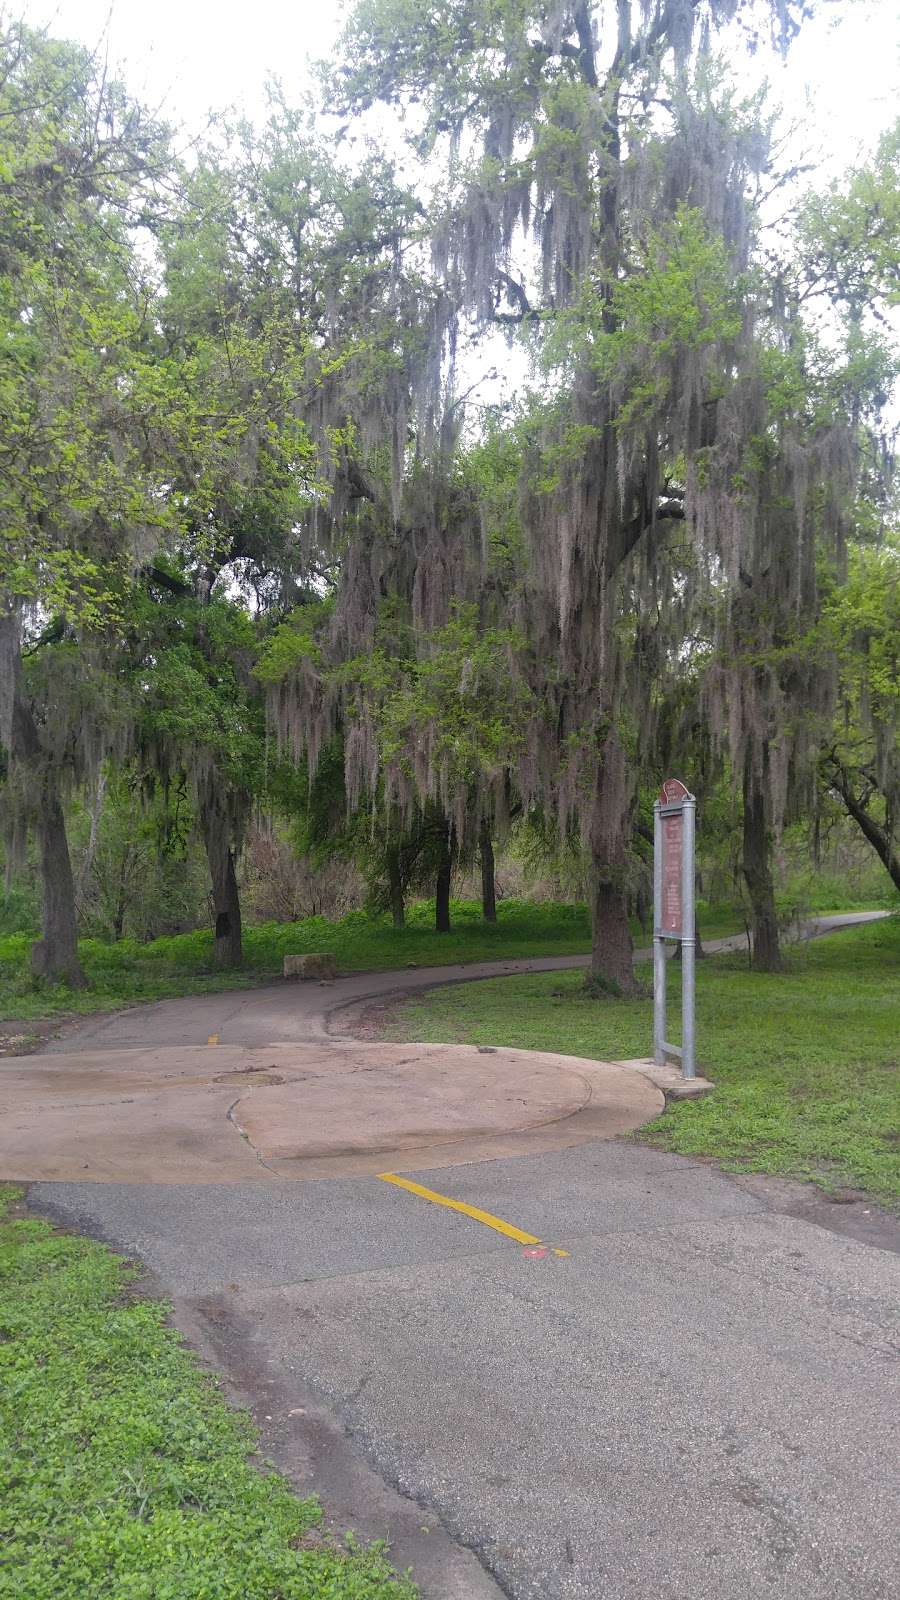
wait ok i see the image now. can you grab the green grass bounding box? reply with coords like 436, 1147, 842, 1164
774, 866, 897, 915
0, 1187, 416, 1600
387, 917, 900, 1207
0, 897, 743, 1023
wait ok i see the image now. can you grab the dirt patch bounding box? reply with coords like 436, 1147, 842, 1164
343, 997, 404, 1041
732, 1171, 900, 1255
0, 1011, 115, 1058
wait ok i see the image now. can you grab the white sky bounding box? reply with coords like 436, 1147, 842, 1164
19, 1, 900, 173
16, 1, 900, 415
23, 1, 344, 125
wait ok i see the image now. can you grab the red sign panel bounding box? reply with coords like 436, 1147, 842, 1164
660, 777, 690, 805
661, 812, 683, 934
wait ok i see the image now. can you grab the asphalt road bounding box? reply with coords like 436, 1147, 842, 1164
27, 911, 900, 1600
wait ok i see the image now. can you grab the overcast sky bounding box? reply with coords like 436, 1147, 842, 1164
14, 1, 900, 415
17, 1, 900, 175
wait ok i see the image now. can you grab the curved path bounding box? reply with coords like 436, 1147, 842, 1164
40, 908, 889, 1054
8, 912, 883, 1183
11, 909, 899, 1600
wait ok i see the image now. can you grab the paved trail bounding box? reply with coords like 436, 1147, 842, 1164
20, 911, 900, 1600
38, 910, 887, 1055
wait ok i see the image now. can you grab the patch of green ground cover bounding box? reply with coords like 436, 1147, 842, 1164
0, 897, 743, 1023
775, 867, 898, 915
0, 937, 270, 1022
387, 918, 900, 1206
0, 1188, 415, 1600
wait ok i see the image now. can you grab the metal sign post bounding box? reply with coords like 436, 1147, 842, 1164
653, 778, 696, 1080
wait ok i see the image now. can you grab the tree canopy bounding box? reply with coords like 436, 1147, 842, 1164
1, 8, 897, 986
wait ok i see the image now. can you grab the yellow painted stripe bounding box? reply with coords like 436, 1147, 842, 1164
207, 1034, 219, 1045
378, 1172, 541, 1245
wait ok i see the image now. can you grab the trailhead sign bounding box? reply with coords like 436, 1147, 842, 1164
661, 813, 684, 934
653, 779, 696, 1079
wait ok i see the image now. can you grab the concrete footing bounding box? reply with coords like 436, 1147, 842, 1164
614, 1057, 715, 1099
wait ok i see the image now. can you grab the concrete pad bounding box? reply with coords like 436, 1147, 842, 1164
613, 1056, 715, 1098
1, 1040, 663, 1184
4, 1084, 265, 1184
234, 1043, 591, 1160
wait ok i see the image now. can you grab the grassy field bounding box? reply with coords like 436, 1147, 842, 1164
386, 917, 900, 1207
0, 897, 744, 1023
0, 1187, 415, 1600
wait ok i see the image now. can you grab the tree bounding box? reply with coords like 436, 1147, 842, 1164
257, 406, 539, 929
239, 106, 475, 929
819, 539, 900, 895
701, 121, 900, 966
0, 35, 329, 980
796, 122, 900, 898
130, 588, 266, 967
263, 727, 461, 932
113, 129, 332, 967
0, 23, 174, 983
798, 119, 900, 315
69, 775, 209, 942
331, 1, 837, 990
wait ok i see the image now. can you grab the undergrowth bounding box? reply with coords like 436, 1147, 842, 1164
0, 897, 742, 1021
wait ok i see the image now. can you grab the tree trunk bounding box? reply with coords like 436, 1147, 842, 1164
480, 821, 497, 923
200, 796, 243, 967
585, 730, 639, 996
587, 853, 639, 995
742, 746, 782, 972
78, 767, 106, 905
0, 608, 85, 987
435, 831, 452, 932
830, 767, 900, 894
31, 786, 85, 987
386, 844, 405, 928
111, 868, 128, 942
3, 812, 27, 894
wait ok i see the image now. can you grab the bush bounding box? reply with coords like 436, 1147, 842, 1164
0, 885, 39, 937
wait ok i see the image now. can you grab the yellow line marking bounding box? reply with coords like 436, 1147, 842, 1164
378, 1172, 541, 1245
554, 1249, 570, 1258
207, 1034, 219, 1045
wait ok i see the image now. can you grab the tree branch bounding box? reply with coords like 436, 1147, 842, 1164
617, 496, 686, 569
144, 564, 192, 597
573, 2, 598, 88
823, 756, 900, 894
496, 270, 533, 318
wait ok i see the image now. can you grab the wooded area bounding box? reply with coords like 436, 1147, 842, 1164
1, 2, 898, 997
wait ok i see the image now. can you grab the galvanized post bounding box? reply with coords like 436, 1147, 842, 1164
680, 795, 696, 1079
653, 799, 666, 1066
